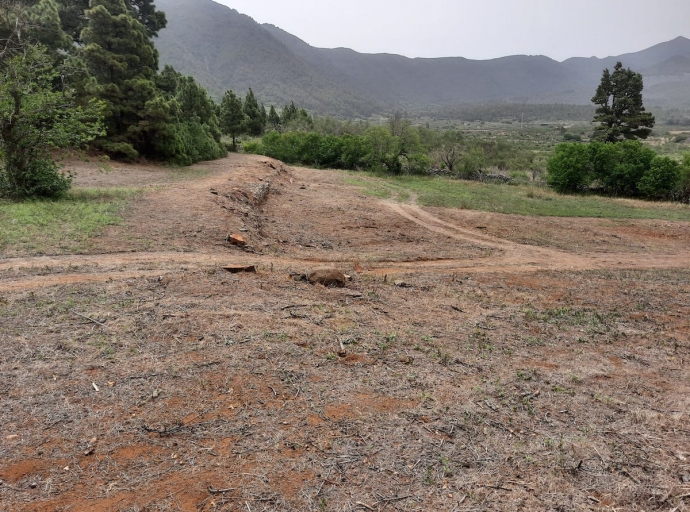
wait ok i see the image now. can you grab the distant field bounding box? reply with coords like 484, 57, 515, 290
346, 173, 690, 220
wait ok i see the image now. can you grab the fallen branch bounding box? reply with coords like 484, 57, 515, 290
281, 304, 310, 311
208, 486, 235, 494
71, 310, 107, 328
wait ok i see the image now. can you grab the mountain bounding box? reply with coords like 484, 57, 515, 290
154, 0, 690, 116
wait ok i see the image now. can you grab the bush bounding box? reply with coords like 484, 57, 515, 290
638, 157, 681, 199
94, 140, 140, 161
242, 141, 263, 154
0, 158, 72, 199
674, 154, 690, 203
547, 143, 592, 193
563, 132, 582, 142
590, 141, 655, 196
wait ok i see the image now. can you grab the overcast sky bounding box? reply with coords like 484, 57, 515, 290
213, 0, 690, 61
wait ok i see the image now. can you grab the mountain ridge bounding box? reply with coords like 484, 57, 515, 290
154, 0, 690, 115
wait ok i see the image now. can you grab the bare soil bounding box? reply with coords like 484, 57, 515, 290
1, 154, 689, 511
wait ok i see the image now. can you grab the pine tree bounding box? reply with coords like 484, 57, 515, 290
243, 88, 263, 136
592, 62, 655, 142
128, 0, 166, 37
81, 0, 159, 157
267, 105, 280, 130
56, 0, 89, 43
1, 0, 72, 57
260, 103, 267, 128
281, 101, 298, 124
56, 0, 165, 44
141, 66, 224, 165
220, 89, 246, 151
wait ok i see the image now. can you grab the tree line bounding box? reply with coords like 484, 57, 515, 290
243, 114, 539, 177
0, 0, 298, 199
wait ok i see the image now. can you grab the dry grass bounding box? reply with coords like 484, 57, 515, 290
0, 155, 689, 511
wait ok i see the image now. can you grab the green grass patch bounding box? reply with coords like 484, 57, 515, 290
345, 173, 690, 220
0, 187, 142, 255
344, 176, 393, 198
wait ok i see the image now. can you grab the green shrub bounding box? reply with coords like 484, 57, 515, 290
94, 140, 140, 161
242, 141, 263, 154
563, 132, 582, 142
590, 141, 655, 196
547, 143, 592, 193
0, 159, 72, 199
674, 154, 690, 203
638, 157, 681, 199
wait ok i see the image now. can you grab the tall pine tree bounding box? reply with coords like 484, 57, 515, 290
220, 90, 246, 151
592, 62, 655, 143
243, 88, 264, 136
81, 0, 159, 157
267, 105, 280, 131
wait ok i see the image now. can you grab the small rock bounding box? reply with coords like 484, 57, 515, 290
308, 268, 347, 288
227, 234, 246, 246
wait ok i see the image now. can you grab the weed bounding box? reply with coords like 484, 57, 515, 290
424, 466, 435, 485
440, 456, 453, 477
516, 370, 534, 381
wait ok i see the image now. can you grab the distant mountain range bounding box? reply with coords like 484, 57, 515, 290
154, 0, 690, 116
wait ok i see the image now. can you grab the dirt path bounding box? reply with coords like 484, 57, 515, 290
2, 161, 690, 293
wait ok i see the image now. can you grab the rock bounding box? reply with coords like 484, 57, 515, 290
227, 234, 246, 246
307, 268, 347, 288
222, 265, 256, 274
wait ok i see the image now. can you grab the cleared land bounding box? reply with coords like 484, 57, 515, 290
0, 154, 689, 511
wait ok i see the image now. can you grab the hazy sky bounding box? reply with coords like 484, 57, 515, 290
213, 0, 690, 61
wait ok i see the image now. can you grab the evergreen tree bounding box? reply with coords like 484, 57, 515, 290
267, 105, 280, 130
56, 0, 89, 43
1, 0, 72, 57
141, 66, 224, 165
260, 102, 267, 128
128, 0, 166, 37
220, 89, 245, 151
243, 87, 263, 136
56, 0, 165, 44
592, 62, 655, 142
81, 0, 159, 158
281, 101, 298, 124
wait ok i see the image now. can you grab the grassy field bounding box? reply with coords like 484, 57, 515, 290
345, 173, 690, 220
0, 188, 141, 255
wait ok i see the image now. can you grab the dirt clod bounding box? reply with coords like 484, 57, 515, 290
307, 268, 347, 287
